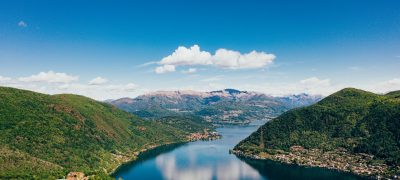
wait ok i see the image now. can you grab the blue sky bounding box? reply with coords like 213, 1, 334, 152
0, 0, 399, 100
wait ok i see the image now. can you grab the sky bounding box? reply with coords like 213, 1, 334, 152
0, 0, 400, 100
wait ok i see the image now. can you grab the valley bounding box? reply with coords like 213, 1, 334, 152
1, 86, 399, 179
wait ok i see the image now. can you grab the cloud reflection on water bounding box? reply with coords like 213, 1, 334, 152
155, 149, 262, 180
156, 154, 213, 180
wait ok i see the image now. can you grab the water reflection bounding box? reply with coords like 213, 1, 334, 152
238, 157, 366, 180
113, 121, 364, 180
154, 150, 262, 180
112, 143, 186, 176
155, 155, 213, 180
216, 159, 261, 180
114, 124, 265, 180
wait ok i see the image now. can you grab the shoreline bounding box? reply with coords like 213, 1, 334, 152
231, 147, 400, 179
108, 130, 221, 177
109, 141, 188, 176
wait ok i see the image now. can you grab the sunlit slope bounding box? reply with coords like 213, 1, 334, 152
0, 87, 188, 179
235, 88, 400, 165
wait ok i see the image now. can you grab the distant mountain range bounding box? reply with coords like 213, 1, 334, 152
234, 88, 400, 178
109, 89, 323, 124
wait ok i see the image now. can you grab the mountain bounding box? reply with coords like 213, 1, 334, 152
275, 93, 324, 108
110, 89, 322, 124
0, 87, 210, 179
233, 88, 400, 178
156, 115, 214, 134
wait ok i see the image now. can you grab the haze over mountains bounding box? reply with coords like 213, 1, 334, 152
110, 89, 322, 124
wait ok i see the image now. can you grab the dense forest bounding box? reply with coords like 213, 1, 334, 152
0, 87, 211, 179
155, 115, 214, 133
235, 88, 400, 167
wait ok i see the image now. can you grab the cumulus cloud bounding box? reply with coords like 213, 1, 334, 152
88, 76, 108, 85
181, 68, 197, 74
0, 76, 11, 82
154, 45, 275, 73
155, 65, 176, 74
18, 21, 27, 27
212, 48, 275, 69
18, 71, 79, 83
159, 45, 212, 66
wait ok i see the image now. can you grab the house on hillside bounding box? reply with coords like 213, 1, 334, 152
66, 172, 88, 180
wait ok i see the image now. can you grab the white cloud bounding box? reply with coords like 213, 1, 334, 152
383, 78, 400, 85
106, 83, 138, 92
0, 72, 141, 100
88, 76, 108, 85
212, 49, 275, 69
154, 45, 276, 73
136, 61, 158, 68
234, 77, 336, 96
18, 71, 79, 83
124, 83, 138, 91
300, 77, 331, 87
375, 78, 400, 93
159, 45, 212, 66
18, 21, 27, 28
181, 68, 197, 74
0, 76, 11, 82
155, 65, 176, 74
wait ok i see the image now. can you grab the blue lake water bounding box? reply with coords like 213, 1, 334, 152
113, 120, 365, 180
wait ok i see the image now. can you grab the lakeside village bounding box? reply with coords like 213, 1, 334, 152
232, 146, 400, 179
187, 129, 221, 141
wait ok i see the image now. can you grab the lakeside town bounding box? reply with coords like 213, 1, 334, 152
187, 129, 221, 141
232, 146, 400, 179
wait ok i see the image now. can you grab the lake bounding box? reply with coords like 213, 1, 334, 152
113, 120, 365, 180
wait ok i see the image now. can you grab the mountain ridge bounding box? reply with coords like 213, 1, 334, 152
109, 89, 323, 123
233, 88, 400, 178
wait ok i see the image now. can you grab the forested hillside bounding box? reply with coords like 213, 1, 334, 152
234, 88, 400, 178
0, 87, 202, 179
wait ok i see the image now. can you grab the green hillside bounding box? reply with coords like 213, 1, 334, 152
156, 115, 214, 134
0, 87, 195, 179
234, 88, 400, 178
